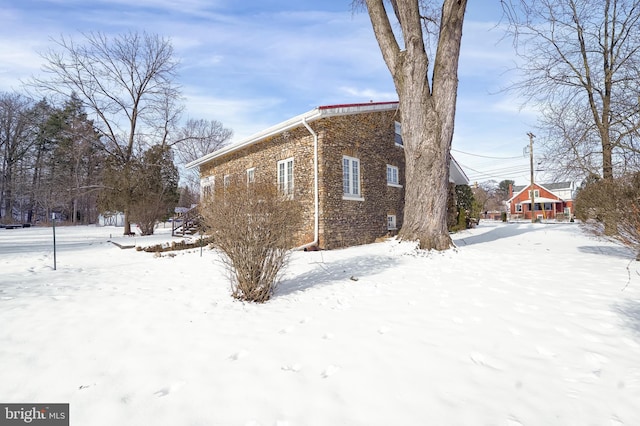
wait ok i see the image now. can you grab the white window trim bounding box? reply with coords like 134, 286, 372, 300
277, 157, 294, 197
201, 175, 214, 199
342, 195, 365, 201
515, 203, 522, 212
246, 167, 255, 184
394, 121, 403, 147
387, 214, 397, 230
342, 155, 363, 200
223, 174, 230, 188
386, 164, 402, 187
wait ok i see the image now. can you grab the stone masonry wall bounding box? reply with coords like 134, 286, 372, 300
313, 109, 405, 249
198, 107, 405, 250
199, 126, 316, 247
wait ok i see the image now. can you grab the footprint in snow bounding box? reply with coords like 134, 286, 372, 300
507, 327, 521, 336
536, 346, 557, 358
281, 363, 302, 372
469, 352, 503, 371
584, 351, 609, 375
322, 333, 334, 340
378, 326, 390, 335
279, 326, 295, 334
506, 416, 524, 426
321, 365, 340, 378
154, 381, 185, 397
230, 349, 249, 361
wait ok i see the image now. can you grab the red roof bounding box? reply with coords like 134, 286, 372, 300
318, 101, 399, 110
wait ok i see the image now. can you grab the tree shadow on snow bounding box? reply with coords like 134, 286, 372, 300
613, 299, 640, 338
453, 223, 546, 246
275, 253, 401, 297
577, 245, 636, 260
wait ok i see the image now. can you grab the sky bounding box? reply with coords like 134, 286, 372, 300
0, 0, 542, 185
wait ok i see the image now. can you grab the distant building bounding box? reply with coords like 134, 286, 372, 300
97, 211, 125, 227
507, 182, 576, 221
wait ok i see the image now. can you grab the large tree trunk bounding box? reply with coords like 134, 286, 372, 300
397, 95, 453, 249
365, 0, 467, 250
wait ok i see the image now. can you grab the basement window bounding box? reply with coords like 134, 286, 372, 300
387, 214, 397, 230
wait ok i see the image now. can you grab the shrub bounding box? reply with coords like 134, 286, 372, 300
575, 173, 640, 259
200, 177, 303, 302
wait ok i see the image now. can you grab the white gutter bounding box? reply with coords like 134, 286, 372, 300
296, 118, 319, 251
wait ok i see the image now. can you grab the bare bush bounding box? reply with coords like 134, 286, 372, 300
201, 177, 303, 302
575, 173, 640, 259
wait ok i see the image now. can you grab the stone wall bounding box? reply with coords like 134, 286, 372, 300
199, 126, 316, 247
313, 109, 405, 249
199, 108, 406, 249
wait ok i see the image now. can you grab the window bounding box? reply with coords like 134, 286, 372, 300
343, 156, 361, 198
201, 176, 214, 200
394, 121, 403, 146
246, 168, 255, 184
386, 164, 400, 186
387, 214, 397, 230
515, 203, 522, 212
277, 158, 294, 196
223, 175, 230, 188
528, 189, 540, 198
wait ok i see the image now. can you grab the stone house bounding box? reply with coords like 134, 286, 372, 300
187, 101, 468, 249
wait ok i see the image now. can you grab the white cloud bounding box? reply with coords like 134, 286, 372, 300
339, 86, 397, 102
181, 90, 286, 141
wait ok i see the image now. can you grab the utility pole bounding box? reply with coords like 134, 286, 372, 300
528, 132, 536, 223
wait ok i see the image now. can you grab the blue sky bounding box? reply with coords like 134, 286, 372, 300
0, 0, 541, 185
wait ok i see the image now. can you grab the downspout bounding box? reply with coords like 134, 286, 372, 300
296, 118, 319, 250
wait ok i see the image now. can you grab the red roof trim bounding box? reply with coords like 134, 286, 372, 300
318, 101, 399, 110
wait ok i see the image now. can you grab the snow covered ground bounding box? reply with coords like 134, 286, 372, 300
1, 221, 639, 426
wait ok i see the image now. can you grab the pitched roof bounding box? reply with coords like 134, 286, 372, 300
512, 181, 574, 193
509, 181, 575, 203
186, 102, 400, 169
186, 101, 468, 185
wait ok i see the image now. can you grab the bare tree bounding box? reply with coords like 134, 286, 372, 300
173, 119, 232, 165
0, 93, 35, 223
503, 0, 640, 183
357, 0, 467, 250
173, 118, 232, 197
32, 31, 180, 235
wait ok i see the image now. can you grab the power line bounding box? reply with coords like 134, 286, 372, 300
452, 148, 524, 160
